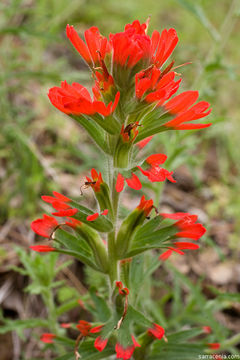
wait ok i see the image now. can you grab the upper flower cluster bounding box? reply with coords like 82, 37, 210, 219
48, 19, 211, 142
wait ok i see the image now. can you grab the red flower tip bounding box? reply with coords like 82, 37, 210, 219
115, 335, 140, 359
125, 173, 142, 190
94, 336, 108, 352
76, 320, 92, 336
60, 323, 71, 328
173, 242, 200, 250
65, 217, 82, 228
52, 208, 78, 217
159, 249, 173, 261
87, 212, 99, 221
202, 326, 212, 334
116, 173, 125, 193
207, 343, 220, 350
40, 333, 56, 343
136, 136, 153, 149
29, 245, 55, 252
41, 191, 70, 204
137, 195, 154, 216
31, 215, 58, 238
90, 325, 104, 334
101, 209, 108, 216
148, 323, 165, 340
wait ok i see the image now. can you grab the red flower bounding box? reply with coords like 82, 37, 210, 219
101, 209, 108, 216
111, 20, 151, 68
161, 212, 206, 240
31, 215, 58, 238
120, 122, 140, 143
115, 335, 140, 359
202, 326, 212, 334
147, 323, 165, 340
164, 91, 211, 130
137, 153, 176, 183
48, 81, 120, 117
116, 281, 129, 295
29, 245, 55, 252
52, 208, 78, 217
66, 25, 110, 67
207, 343, 220, 350
42, 191, 71, 204
137, 195, 154, 217
151, 28, 178, 67
76, 320, 92, 336
94, 336, 108, 352
86, 168, 104, 193
40, 333, 56, 343
135, 67, 181, 105
115, 173, 142, 193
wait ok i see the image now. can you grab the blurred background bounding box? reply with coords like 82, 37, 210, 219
0, 0, 240, 359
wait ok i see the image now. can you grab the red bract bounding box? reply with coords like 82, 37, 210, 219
151, 28, 178, 67
148, 323, 165, 340
94, 336, 108, 352
40, 333, 56, 343
48, 81, 120, 117
137, 153, 176, 183
87, 212, 99, 221
115, 173, 142, 192
136, 135, 153, 149
137, 195, 154, 216
135, 67, 181, 105
161, 212, 206, 240
52, 208, 78, 217
115, 335, 140, 359
66, 25, 110, 67
111, 20, 151, 68
29, 245, 55, 252
86, 168, 104, 192
31, 215, 58, 238
164, 91, 212, 130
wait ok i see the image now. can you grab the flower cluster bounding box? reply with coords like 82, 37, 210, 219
31, 18, 213, 360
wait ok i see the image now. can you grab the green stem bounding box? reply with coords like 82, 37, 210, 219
108, 230, 118, 285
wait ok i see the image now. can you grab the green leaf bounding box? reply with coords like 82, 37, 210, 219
149, 342, 205, 360
126, 226, 176, 257
72, 115, 110, 154
134, 112, 170, 142
54, 229, 101, 271
89, 288, 111, 322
